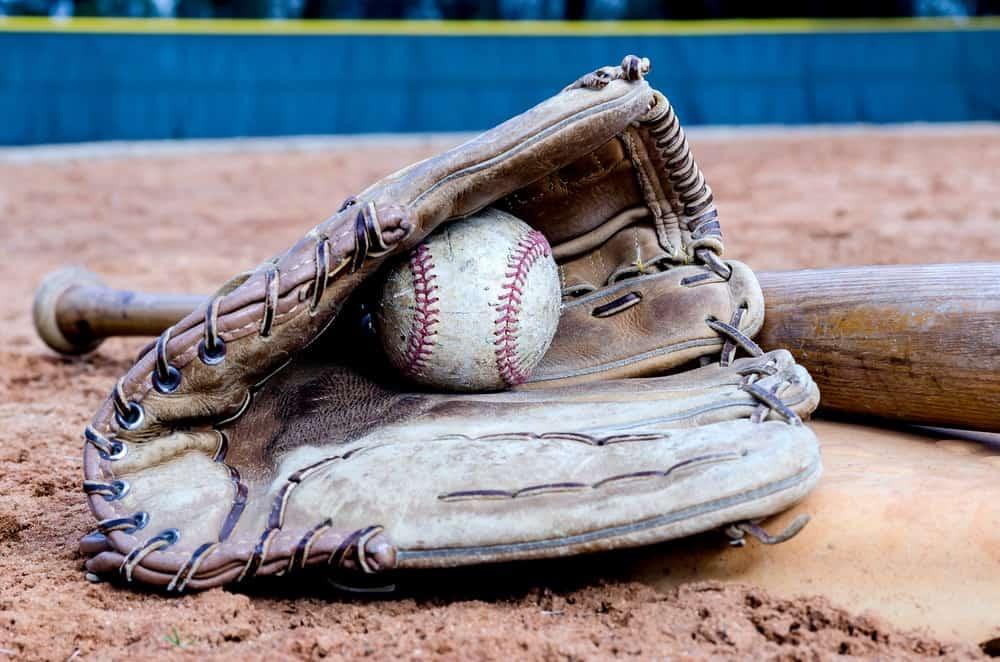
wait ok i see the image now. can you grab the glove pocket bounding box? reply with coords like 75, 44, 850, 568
528, 260, 764, 387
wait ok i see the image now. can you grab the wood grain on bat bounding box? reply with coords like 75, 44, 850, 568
758, 263, 1000, 432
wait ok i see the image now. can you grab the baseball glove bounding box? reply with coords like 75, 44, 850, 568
80, 55, 822, 591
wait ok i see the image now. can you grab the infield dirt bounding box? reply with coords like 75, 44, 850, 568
1, 127, 998, 660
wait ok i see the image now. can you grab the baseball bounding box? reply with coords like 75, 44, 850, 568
375, 207, 561, 392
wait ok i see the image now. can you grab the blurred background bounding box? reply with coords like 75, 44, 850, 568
3, 0, 999, 20
0, 2, 997, 144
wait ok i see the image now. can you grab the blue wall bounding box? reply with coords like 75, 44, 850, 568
1, 19, 998, 145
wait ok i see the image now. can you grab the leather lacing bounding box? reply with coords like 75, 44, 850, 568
564, 80, 797, 426
168, 541, 221, 592
310, 237, 332, 315
152, 326, 181, 393
83, 478, 130, 501
707, 307, 761, 367
259, 264, 280, 337
111, 378, 143, 430
90, 200, 394, 447
697, 249, 732, 280
232, 448, 387, 587
574, 288, 798, 425
643, 90, 730, 280
92, 511, 148, 536
121, 529, 179, 583
708, 305, 803, 426
84, 426, 126, 460
439, 449, 747, 502
199, 296, 226, 365
567, 54, 650, 91
565, 80, 735, 331
726, 515, 811, 547
328, 525, 385, 574
356, 202, 394, 259
83, 199, 405, 588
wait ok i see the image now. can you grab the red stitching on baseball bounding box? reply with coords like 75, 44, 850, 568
494, 230, 551, 387
401, 242, 440, 378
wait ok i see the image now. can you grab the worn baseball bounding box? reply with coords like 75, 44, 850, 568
375, 208, 561, 392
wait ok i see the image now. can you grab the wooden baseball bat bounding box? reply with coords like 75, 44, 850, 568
33, 263, 1000, 431
756, 263, 999, 432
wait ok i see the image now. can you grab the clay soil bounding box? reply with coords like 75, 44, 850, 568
1, 126, 998, 660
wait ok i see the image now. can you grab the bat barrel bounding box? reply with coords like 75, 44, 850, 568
758, 263, 1000, 432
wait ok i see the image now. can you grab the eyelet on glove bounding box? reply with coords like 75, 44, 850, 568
200, 296, 226, 365
83, 478, 131, 501
153, 365, 182, 394
96, 511, 149, 535
153, 328, 182, 393
114, 401, 144, 430
198, 338, 227, 365
112, 379, 145, 430
84, 426, 128, 461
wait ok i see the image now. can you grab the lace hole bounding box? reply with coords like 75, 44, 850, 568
97, 439, 128, 462
562, 284, 596, 299
592, 292, 642, 319
198, 339, 227, 365
162, 528, 180, 545
152, 365, 182, 394
115, 402, 144, 430
130, 511, 150, 533
108, 479, 130, 501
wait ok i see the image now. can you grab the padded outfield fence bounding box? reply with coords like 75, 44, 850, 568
1, 17, 998, 145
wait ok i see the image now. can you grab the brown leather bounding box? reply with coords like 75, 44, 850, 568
83, 348, 820, 590
79, 55, 820, 592
531, 260, 763, 387
498, 137, 644, 247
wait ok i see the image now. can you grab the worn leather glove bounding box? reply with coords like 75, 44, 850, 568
80, 55, 821, 591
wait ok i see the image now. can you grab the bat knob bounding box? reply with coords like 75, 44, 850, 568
33, 266, 107, 355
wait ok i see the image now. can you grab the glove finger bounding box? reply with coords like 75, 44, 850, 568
279, 418, 821, 569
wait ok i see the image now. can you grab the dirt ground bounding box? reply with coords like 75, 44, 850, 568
1, 126, 998, 660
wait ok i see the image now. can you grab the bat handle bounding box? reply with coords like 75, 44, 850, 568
33, 266, 205, 355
